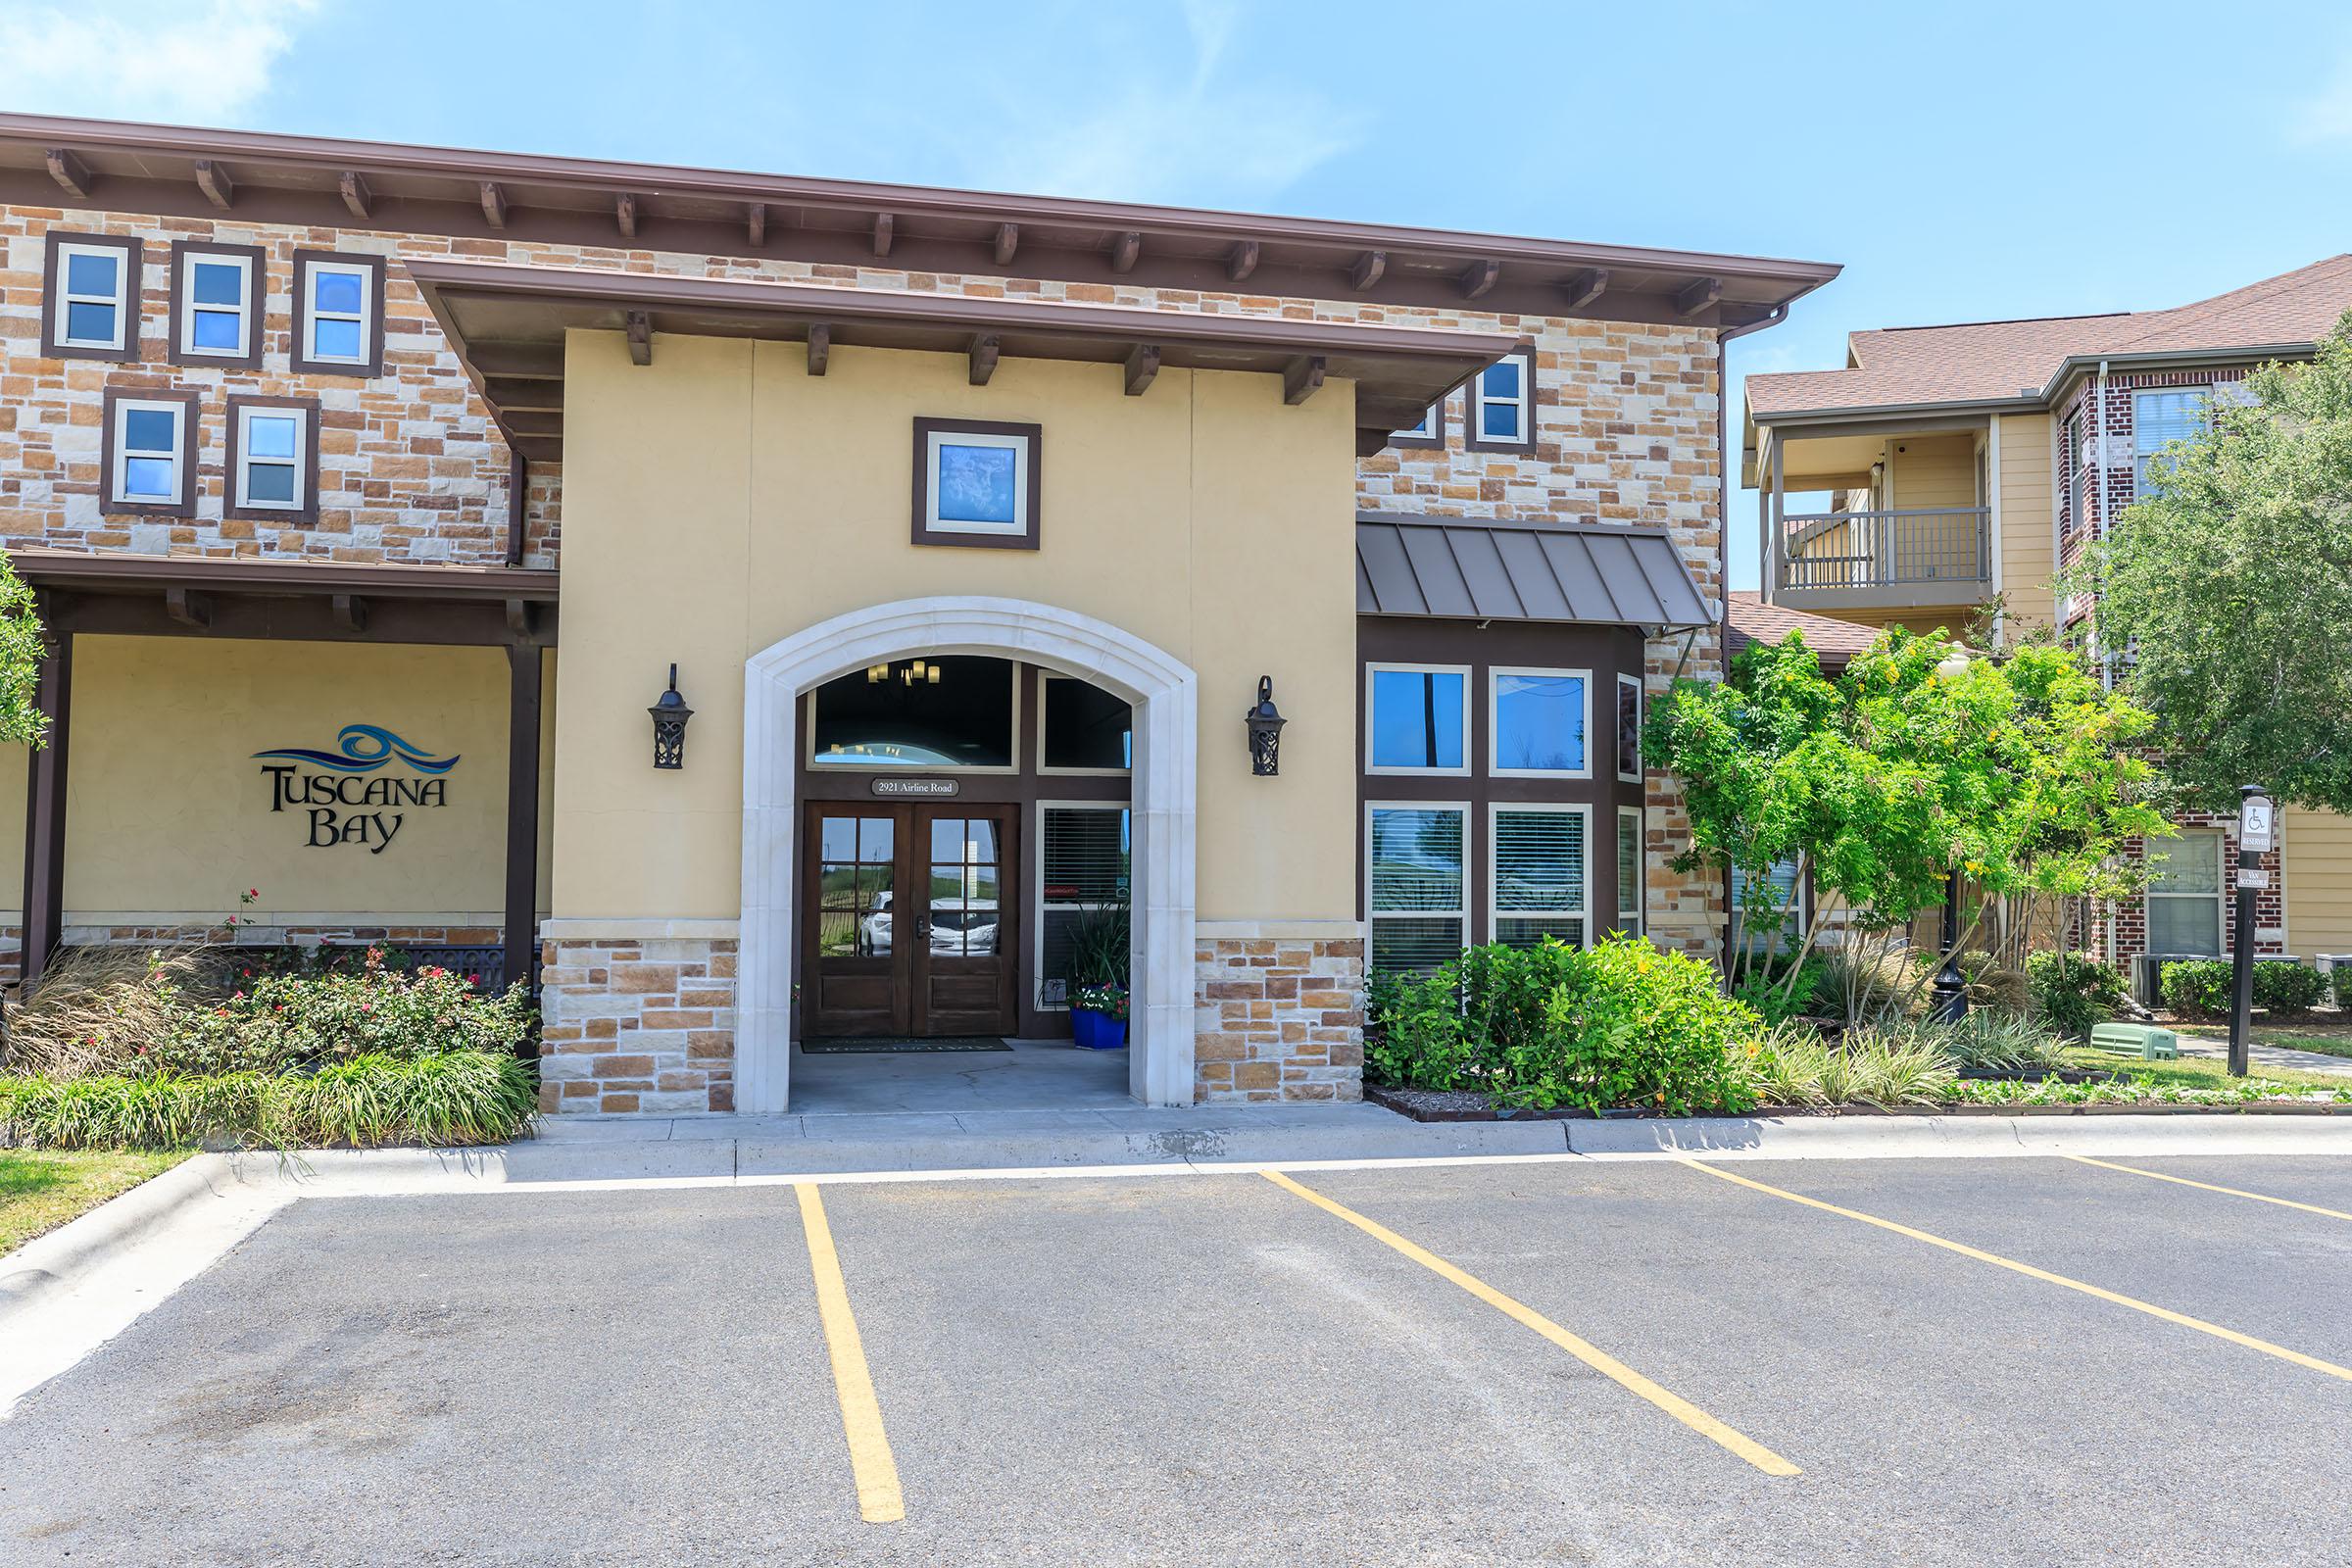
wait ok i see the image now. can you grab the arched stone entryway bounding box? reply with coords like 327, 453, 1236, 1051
736, 597, 1198, 1112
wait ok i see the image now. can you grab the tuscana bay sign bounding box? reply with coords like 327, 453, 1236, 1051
253, 725, 459, 854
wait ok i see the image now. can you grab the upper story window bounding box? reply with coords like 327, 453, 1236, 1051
225, 396, 319, 518
292, 250, 388, 376
100, 387, 199, 515
1465, 348, 1536, 453
169, 242, 266, 368
911, 418, 1041, 550
2132, 388, 2208, 496
42, 232, 141, 362
1365, 663, 1469, 775
1490, 667, 1589, 777
1391, 398, 1444, 450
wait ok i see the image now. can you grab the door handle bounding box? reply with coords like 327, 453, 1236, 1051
914, 912, 932, 941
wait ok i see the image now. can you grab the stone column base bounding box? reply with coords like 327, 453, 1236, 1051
537, 937, 738, 1114
1194, 936, 1364, 1102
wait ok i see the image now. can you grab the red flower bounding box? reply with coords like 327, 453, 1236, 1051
247, 889, 258, 899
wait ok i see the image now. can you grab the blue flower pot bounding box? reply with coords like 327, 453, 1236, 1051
1072, 1006, 1129, 1050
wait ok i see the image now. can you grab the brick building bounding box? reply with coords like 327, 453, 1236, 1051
0, 114, 1835, 1111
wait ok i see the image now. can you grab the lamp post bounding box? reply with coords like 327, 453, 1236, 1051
2229, 783, 2276, 1077
1929, 643, 1971, 1023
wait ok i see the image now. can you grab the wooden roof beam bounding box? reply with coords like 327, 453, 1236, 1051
615, 192, 638, 239
164, 587, 212, 629
1110, 230, 1142, 273
746, 201, 766, 247
339, 171, 372, 220
1349, 249, 1386, 292
193, 159, 234, 210
1283, 355, 1325, 406
1674, 276, 1722, 318
44, 148, 90, 200
1563, 269, 1608, 309
871, 212, 895, 257
625, 311, 652, 366
331, 594, 368, 635
1226, 240, 1259, 282
805, 322, 829, 375
1459, 259, 1499, 300
479, 181, 508, 229
968, 332, 1000, 386
1123, 343, 1160, 397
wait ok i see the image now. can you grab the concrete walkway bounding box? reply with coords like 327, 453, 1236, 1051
2171, 1034, 2352, 1078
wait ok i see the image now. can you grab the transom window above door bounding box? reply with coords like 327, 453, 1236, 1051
1366, 664, 1469, 774
809, 655, 1018, 769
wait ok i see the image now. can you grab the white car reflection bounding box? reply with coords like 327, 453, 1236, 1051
859, 893, 1000, 956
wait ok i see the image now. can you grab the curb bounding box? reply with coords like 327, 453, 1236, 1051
1564, 1112, 2352, 1160
0, 1152, 235, 1308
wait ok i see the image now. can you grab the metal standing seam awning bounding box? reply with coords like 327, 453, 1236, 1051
1354, 513, 1715, 632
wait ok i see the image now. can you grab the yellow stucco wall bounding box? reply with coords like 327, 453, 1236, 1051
1994, 413, 2056, 637
553, 328, 1360, 923
0, 638, 555, 925
2287, 808, 2352, 958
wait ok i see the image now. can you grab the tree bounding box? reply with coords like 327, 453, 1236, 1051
2081, 310, 2352, 814
1645, 626, 2166, 1015
0, 558, 46, 748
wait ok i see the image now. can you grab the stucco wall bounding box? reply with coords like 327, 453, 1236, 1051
550, 328, 1360, 928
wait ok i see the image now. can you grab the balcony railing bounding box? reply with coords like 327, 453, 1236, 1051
1776, 507, 1990, 592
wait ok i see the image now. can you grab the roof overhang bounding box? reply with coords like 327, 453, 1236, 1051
407, 259, 1522, 462
0, 113, 1839, 326
1354, 513, 1712, 633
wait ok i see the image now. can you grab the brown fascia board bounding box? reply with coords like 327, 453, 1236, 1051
6, 547, 562, 601
0, 113, 1841, 318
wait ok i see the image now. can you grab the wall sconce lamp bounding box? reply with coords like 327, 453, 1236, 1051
649, 663, 694, 769
1245, 675, 1286, 776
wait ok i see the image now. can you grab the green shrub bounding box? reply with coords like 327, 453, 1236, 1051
2160, 959, 2234, 1021
1731, 956, 1825, 1026
2024, 951, 2129, 1037
1934, 1011, 2067, 1072
2254, 961, 2328, 1021
0, 1051, 536, 1152
161, 956, 533, 1076
1368, 936, 1761, 1115
2337, 964, 2352, 1010
1751, 1020, 1956, 1107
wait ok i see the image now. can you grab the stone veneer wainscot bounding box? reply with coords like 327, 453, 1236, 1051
537, 931, 739, 1115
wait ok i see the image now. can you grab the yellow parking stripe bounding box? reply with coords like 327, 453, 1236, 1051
2064, 1154, 2352, 1223
795, 1182, 906, 1524
1679, 1158, 2352, 1384
1260, 1169, 1800, 1478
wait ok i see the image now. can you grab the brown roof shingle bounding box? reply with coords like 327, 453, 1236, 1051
1726, 592, 1880, 664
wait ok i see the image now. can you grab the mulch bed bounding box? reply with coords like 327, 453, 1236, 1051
1363, 1082, 2350, 1124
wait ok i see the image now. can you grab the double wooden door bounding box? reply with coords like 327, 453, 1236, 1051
802, 801, 1018, 1038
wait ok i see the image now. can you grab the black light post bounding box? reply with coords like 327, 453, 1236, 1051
2229, 783, 2276, 1077
1930, 870, 1969, 1023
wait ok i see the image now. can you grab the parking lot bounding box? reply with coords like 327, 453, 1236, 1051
7, 1152, 2352, 1566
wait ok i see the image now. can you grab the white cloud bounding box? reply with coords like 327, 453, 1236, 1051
960, 2, 1365, 206
0, 0, 320, 123
2289, 51, 2352, 143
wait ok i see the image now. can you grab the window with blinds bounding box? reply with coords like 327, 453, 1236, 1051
1730, 858, 1800, 956
2132, 389, 2208, 496
1615, 807, 1642, 936
1367, 805, 1466, 975
1038, 805, 1130, 1004
1492, 806, 1586, 951
2146, 828, 2224, 956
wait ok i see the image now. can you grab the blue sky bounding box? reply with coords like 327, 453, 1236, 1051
11, 0, 2352, 589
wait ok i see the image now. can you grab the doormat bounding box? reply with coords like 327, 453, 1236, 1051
800, 1037, 1012, 1054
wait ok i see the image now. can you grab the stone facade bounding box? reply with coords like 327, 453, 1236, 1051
536, 936, 739, 1115
1193, 936, 1365, 1102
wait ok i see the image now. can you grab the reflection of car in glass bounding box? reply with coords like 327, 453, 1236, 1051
858, 894, 999, 955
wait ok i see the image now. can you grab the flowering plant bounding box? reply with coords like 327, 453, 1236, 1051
1072, 983, 1128, 1022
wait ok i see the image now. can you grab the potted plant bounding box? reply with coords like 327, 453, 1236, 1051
1071, 982, 1130, 1050
1059, 897, 1131, 1050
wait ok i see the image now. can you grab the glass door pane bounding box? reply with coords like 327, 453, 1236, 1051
925, 815, 1003, 956
816, 814, 897, 957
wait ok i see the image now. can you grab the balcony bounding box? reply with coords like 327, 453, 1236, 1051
1771, 507, 1990, 612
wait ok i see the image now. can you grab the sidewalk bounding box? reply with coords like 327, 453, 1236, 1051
2171, 1035, 2352, 1078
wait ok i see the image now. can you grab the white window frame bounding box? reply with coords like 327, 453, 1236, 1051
1366, 800, 1471, 974
1469, 349, 1534, 449
2132, 385, 2211, 496
110, 396, 189, 507
1614, 672, 1643, 784
2146, 828, 2227, 957
176, 247, 258, 362
1364, 662, 1472, 777
1489, 802, 1592, 952
1489, 665, 1592, 780
1034, 799, 1132, 1009
301, 258, 375, 367
922, 426, 1031, 539
1393, 400, 1442, 445
54, 240, 132, 352
231, 402, 310, 512
1036, 669, 1132, 777
1614, 806, 1643, 937
805, 660, 1023, 774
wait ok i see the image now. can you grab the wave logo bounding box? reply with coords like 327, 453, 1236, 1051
252, 724, 460, 775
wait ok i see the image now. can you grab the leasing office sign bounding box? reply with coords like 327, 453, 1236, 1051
253, 724, 459, 855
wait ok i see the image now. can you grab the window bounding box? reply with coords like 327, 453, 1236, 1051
168, 242, 265, 368
1615, 674, 1642, 783
224, 396, 319, 519
2147, 829, 2225, 956
1492, 805, 1588, 951
809, 656, 1018, 770
2132, 388, 2209, 496
1040, 674, 1132, 772
1365, 664, 1469, 774
1367, 804, 1467, 976
1490, 667, 1589, 777
292, 250, 387, 376
2060, 407, 2082, 529
911, 417, 1041, 549
1614, 808, 1643, 937
100, 388, 199, 515
42, 232, 141, 361
1730, 858, 1802, 956
1038, 805, 1131, 1005
1466, 347, 1535, 452
1392, 398, 1444, 450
